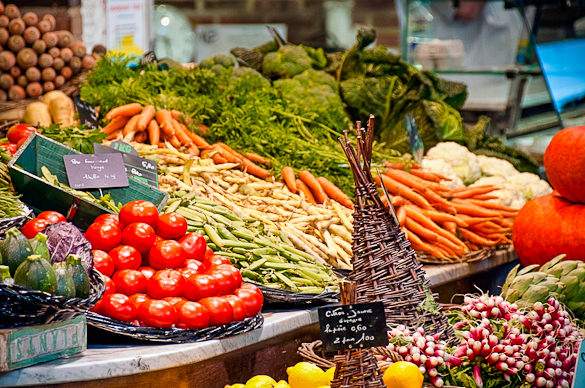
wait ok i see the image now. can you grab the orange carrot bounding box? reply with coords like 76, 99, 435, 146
473, 195, 499, 201
211, 144, 271, 179
183, 129, 209, 149
469, 222, 505, 235
296, 179, 316, 204
122, 114, 140, 136
317, 176, 353, 209
187, 145, 199, 157
299, 170, 328, 204
392, 196, 408, 207
451, 200, 503, 218
147, 120, 160, 145
452, 186, 499, 199
404, 205, 467, 249
281, 167, 297, 193
405, 227, 446, 258
421, 188, 456, 214
376, 175, 432, 209
106, 129, 121, 140
397, 206, 406, 226
384, 168, 449, 193
172, 119, 194, 146
105, 103, 143, 121
458, 215, 498, 226
155, 109, 175, 136
136, 105, 156, 132
464, 199, 519, 213
423, 210, 468, 227
442, 221, 457, 234
459, 228, 499, 246
169, 136, 181, 148
244, 152, 271, 165
405, 217, 438, 242
239, 157, 271, 179
134, 131, 147, 143
170, 110, 182, 120
383, 161, 407, 169
101, 116, 128, 134
409, 169, 451, 182
452, 185, 498, 193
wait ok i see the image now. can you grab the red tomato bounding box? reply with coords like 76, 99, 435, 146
92, 250, 115, 277
223, 295, 247, 322
93, 214, 123, 230
198, 296, 233, 326
209, 269, 238, 296
178, 232, 207, 260
138, 266, 156, 280
156, 212, 187, 240
121, 222, 156, 254
37, 211, 66, 224
163, 296, 188, 308
183, 274, 218, 301
185, 259, 203, 271
103, 275, 116, 295
85, 222, 122, 252
21, 218, 49, 238
137, 299, 176, 328
15, 137, 27, 150
235, 288, 263, 318
90, 298, 104, 314
0, 142, 17, 155
109, 245, 142, 271
7, 124, 38, 144
204, 247, 214, 259
148, 240, 186, 270
213, 264, 242, 289
179, 267, 199, 281
147, 269, 185, 299
112, 269, 147, 295
200, 255, 231, 273
100, 293, 137, 322
176, 301, 210, 330
119, 200, 159, 228
240, 283, 263, 300
128, 293, 151, 310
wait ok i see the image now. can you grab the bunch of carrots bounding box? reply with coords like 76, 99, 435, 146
281, 167, 353, 210
377, 162, 517, 260
100, 103, 271, 180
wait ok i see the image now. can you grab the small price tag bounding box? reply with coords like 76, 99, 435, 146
141, 51, 157, 64
94, 143, 158, 187
571, 340, 585, 388
73, 97, 99, 129
318, 302, 388, 352
406, 113, 424, 163
63, 153, 129, 189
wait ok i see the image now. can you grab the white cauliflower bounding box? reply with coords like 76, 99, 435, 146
425, 142, 481, 185
507, 172, 553, 200
420, 158, 465, 189
477, 155, 518, 178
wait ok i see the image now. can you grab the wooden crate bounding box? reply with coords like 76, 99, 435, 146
0, 315, 86, 372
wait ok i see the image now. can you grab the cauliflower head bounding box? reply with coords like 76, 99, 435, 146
507, 173, 553, 200
420, 158, 465, 189
425, 142, 481, 185
477, 155, 518, 178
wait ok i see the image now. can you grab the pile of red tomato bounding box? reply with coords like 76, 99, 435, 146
22, 210, 67, 238
87, 200, 263, 330
1, 124, 38, 155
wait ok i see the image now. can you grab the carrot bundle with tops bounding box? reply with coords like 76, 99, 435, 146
376, 165, 516, 260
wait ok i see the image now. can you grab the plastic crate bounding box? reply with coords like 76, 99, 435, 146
7, 133, 168, 229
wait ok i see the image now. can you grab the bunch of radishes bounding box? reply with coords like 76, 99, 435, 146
460, 294, 520, 320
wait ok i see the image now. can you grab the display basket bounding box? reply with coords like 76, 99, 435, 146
85, 311, 264, 343
7, 133, 169, 229
0, 204, 34, 239
416, 246, 497, 265
0, 267, 105, 328
254, 283, 339, 306
298, 340, 464, 388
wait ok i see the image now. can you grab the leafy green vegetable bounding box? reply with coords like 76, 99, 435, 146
40, 124, 106, 154
262, 44, 313, 79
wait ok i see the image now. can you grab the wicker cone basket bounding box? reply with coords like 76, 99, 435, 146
339, 115, 456, 343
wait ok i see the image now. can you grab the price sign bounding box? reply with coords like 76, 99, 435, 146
571, 340, 585, 388
63, 153, 129, 189
73, 97, 99, 129
318, 302, 388, 352
94, 143, 158, 187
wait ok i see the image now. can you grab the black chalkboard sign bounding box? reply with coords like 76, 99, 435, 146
94, 143, 158, 187
73, 97, 99, 129
318, 302, 388, 352
63, 153, 129, 189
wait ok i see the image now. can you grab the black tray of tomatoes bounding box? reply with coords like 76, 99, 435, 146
84, 200, 265, 343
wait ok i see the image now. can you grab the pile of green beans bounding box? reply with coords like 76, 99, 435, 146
166, 190, 339, 293
0, 150, 25, 219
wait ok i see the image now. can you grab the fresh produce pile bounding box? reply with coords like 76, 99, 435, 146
0, 211, 93, 299
23, 90, 76, 127
384, 294, 584, 387
377, 162, 516, 259
0, 2, 97, 101
136, 142, 353, 271
225, 361, 335, 388
502, 254, 585, 320
420, 142, 551, 209
86, 200, 263, 329
513, 125, 585, 264
0, 146, 25, 218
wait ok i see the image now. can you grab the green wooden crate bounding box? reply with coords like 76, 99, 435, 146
7, 133, 168, 229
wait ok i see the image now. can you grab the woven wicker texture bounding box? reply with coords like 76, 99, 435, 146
254, 283, 339, 305
339, 115, 455, 343
330, 348, 385, 388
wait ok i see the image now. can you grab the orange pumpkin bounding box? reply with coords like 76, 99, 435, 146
512, 192, 585, 265
543, 125, 585, 203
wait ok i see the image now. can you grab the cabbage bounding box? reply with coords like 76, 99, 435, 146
45, 223, 93, 273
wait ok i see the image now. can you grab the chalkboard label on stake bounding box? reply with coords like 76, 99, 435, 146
63, 153, 129, 190
318, 302, 388, 352
571, 339, 585, 388
94, 143, 158, 187
73, 97, 99, 129
110, 141, 139, 156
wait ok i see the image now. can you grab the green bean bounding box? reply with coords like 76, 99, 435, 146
203, 224, 224, 247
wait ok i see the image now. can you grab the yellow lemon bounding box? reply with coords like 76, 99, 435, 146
286, 362, 328, 388
274, 381, 290, 388
245, 375, 277, 388
316, 386, 330, 388
382, 361, 423, 388
324, 367, 335, 383
225, 385, 245, 388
